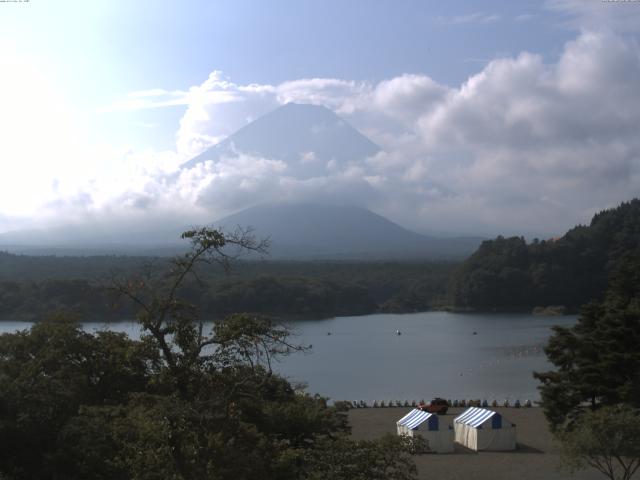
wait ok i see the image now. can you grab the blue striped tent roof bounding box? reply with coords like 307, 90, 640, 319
454, 407, 498, 428
397, 409, 433, 430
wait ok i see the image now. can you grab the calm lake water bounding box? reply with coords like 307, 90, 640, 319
1, 312, 575, 403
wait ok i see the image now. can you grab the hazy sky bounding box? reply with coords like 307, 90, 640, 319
2, 0, 640, 239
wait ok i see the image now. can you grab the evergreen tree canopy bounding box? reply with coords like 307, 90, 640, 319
534, 256, 640, 431
450, 199, 640, 311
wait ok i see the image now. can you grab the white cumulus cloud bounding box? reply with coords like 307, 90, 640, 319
3, 29, 640, 242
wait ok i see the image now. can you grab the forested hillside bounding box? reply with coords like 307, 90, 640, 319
0, 256, 455, 321
450, 199, 640, 312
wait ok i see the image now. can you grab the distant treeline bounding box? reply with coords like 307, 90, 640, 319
4, 199, 639, 320
0, 252, 165, 282
0, 256, 456, 321
450, 199, 640, 312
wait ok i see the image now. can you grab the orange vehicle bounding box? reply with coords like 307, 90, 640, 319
418, 398, 449, 415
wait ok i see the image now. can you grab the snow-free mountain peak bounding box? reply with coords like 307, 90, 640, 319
216, 203, 482, 259
182, 103, 380, 176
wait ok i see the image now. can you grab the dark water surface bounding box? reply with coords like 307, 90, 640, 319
1, 312, 575, 403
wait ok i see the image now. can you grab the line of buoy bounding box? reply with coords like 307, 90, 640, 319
341, 398, 534, 409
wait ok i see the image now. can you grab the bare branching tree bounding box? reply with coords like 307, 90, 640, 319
109, 226, 276, 394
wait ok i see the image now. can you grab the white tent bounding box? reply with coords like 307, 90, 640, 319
396, 409, 454, 453
453, 407, 516, 451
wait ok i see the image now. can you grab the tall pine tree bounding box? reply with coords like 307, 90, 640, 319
534, 255, 640, 431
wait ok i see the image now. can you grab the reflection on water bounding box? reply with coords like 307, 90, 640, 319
0, 312, 575, 403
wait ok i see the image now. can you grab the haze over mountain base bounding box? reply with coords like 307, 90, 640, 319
0, 203, 482, 259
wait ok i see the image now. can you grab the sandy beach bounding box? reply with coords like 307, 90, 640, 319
348, 407, 605, 480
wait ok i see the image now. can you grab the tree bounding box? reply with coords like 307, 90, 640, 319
108, 226, 271, 396
0, 317, 158, 479
560, 405, 640, 480
451, 199, 640, 312
302, 434, 422, 480
534, 256, 640, 431
0, 227, 423, 480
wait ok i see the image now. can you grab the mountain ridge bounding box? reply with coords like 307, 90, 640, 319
216, 202, 482, 259
0, 104, 483, 258
183, 103, 381, 175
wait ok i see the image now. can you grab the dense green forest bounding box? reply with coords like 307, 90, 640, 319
450, 199, 640, 312
0, 253, 456, 321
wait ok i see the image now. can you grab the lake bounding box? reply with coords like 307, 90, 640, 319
1, 311, 575, 403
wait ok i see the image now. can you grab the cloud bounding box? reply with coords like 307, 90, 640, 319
409, 30, 640, 234
546, 0, 640, 32
436, 12, 501, 25
172, 30, 640, 236
370, 74, 450, 126
176, 71, 279, 159
4, 29, 640, 241
101, 89, 190, 112
515, 13, 537, 22
174, 73, 449, 160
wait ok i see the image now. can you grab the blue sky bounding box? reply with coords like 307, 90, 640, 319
2, 0, 640, 238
